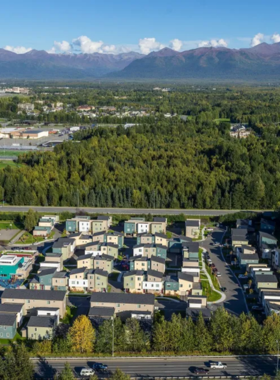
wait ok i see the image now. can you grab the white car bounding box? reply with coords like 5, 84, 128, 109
80, 368, 95, 377
216, 272, 221, 277
210, 362, 227, 369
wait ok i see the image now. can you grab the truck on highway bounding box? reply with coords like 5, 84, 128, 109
210, 362, 227, 369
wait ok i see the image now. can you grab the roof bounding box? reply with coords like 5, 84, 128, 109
77, 254, 93, 261
155, 232, 168, 239
242, 245, 256, 251
38, 268, 57, 277
91, 292, 155, 305
239, 253, 259, 260
138, 233, 153, 237
193, 283, 202, 290
100, 242, 118, 248
82, 241, 100, 248
88, 306, 115, 317
259, 231, 277, 241
130, 256, 148, 262
261, 290, 280, 296
255, 274, 278, 284
151, 256, 165, 264
147, 269, 164, 279
45, 252, 62, 258
92, 231, 106, 237
53, 271, 68, 279
97, 216, 110, 221
27, 316, 56, 328
52, 237, 74, 248
2, 289, 66, 301
123, 270, 144, 277
70, 267, 87, 275
94, 254, 114, 261
189, 299, 202, 304
0, 313, 17, 326
185, 220, 200, 227
105, 231, 123, 237
153, 217, 167, 223
266, 301, 280, 311
165, 275, 178, 283
92, 268, 108, 277
0, 303, 23, 313
231, 228, 248, 239
182, 242, 199, 251
178, 272, 194, 282
186, 307, 211, 319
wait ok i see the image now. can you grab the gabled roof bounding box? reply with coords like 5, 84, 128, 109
153, 217, 167, 223
88, 306, 115, 317
123, 270, 144, 277
94, 254, 114, 261
97, 216, 110, 221
70, 267, 87, 275
100, 242, 118, 248
147, 269, 164, 279
53, 271, 68, 279
0, 313, 17, 326
259, 231, 277, 241
185, 220, 200, 227
182, 241, 199, 251
255, 274, 278, 283
2, 289, 66, 301
90, 292, 155, 305
52, 237, 75, 248
178, 272, 194, 282
151, 256, 165, 264
38, 268, 57, 277
27, 316, 56, 328
155, 232, 168, 239
0, 303, 23, 313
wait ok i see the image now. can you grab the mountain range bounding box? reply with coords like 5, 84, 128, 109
1, 43, 280, 81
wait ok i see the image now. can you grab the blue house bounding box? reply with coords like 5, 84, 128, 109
260, 218, 275, 234
0, 314, 17, 339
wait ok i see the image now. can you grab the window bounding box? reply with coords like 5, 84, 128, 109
180, 284, 183, 288
47, 301, 50, 304
137, 304, 141, 308
35, 328, 37, 331
27, 300, 30, 304
6, 333, 9, 337
4, 327, 6, 330
0, 333, 2, 337
137, 277, 141, 280
117, 304, 120, 307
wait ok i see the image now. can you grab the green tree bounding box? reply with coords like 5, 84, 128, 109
4, 344, 34, 380
55, 363, 75, 380
24, 209, 38, 231
111, 368, 131, 380
263, 313, 280, 353
210, 308, 235, 352
194, 312, 212, 353
124, 318, 149, 352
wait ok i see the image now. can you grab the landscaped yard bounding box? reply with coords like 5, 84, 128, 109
0, 160, 23, 169
0, 220, 22, 229
16, 231, 45, 244
202, 280, 221, 302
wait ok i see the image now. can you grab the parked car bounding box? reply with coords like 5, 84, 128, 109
80, 368, 95, 377
93, 363, 108, 371
243, 284, 249, 290
210, 362, 227, 369
194, 368, 209, 375
238, 274, 248, 279
252, 305, 264, 311
216, 272, 222, 277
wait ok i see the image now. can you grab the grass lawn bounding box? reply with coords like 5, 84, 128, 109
0, 150, 29, 156
206, 265, 221, 291
16, 231, 45, 244
0, 160, 22, 169
213, 118, 230, 123
0, 220, 22, 229
110, 271, 120, 281
202, 280, 221, 302
200, 273, 208, 280
0, 331, 25, 344
60, 305, 77, 324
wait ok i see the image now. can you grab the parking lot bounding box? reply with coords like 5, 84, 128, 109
0, 228, 19, 241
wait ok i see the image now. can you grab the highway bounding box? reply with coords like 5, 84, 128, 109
201, 229, 248, 315
33, 356, 277, 378
0, 206, 267, 216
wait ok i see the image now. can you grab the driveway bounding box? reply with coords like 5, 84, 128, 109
200, 228, 248, 315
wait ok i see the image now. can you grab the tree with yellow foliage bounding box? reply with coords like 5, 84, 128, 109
69, 315, 95, 353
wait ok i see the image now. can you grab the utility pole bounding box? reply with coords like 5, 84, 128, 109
277, 339, 279, 375
77, 190, 79, 208
111, 317, 114, 357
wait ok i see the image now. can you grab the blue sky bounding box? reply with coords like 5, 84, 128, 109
2, 0, 280, 54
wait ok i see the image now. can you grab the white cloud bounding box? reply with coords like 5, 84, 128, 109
4, 45, 32, 54
251, 33, 264, 47
72, 36, 104, 53
138, 38, 165, 54
54, 40, 71, 53
102, 44, 116, 53
198, 39, 228, 48
271, 33, 280, 43
46, 47, 56, 54
170, 39, 183, 51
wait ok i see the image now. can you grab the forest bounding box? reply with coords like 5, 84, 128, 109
1, 86, 280, 209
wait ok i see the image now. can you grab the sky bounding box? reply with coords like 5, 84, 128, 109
2, 0, 280, 55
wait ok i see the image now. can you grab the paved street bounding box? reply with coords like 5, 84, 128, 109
0, 205, 268, 216
201, 229, 248, 315
33, 356, 277, 378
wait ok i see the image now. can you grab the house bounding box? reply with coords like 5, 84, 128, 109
38, 218, 55, 228
142, 273, 164, 294
150, 256, 165, 273
90, 292, 155, 320
25, 316, 57, 340
52, 237, 75, 261
168, 236, 192, 254
92, 231, 106, 243
133, 244, 167, 259
1, 289, 66, 318
51, 272, 68, 291
18, 103, 34, 112
258, 232, 277, 260
182, 242, 200, 260
68, 268, 108, 292
104, 232, 124, 248
77, 254, 94, 269
123, 271, 145, 293
164, 275, 179, 294
99, 242, 119, 259
66, 216, 91, 233
33, 226, 52, 237
0, 255, 33, 281
260, 289, 280, 315
71, 233, 93, 247
88, 306, 115, 326
137, 234, 155, 245
255, 274, 278, 290
43, 252, 63, 271
191, 282, 203, 296
185, 219, 200, 238
147, 269, 164, 283
0, 314, 17, 339
30, 268, 57, 290
83, 241, 102, 256
93, 254, 114, 273
0, 303, 24, 326
181, 266, 200, 280
260, 218, 275, 234
231, 228, 249, 246
130, 257, 150, 271
186, 295, 211, 320
178, 272, 195, 296
91, 216, 112, 233
235, 246, 259, 267
154, 233, 169, 247
124, 217, 166, 236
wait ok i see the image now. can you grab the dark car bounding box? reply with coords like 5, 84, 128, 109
194, 368, 209, 375
93, 363, 108, 371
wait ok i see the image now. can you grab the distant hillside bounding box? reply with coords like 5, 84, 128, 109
107, 43, 280, 81
0, 49, 144, 79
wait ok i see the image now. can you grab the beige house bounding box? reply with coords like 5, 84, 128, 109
51, 272, 68, 291
123, 271, 145, 293
77, 254, 93, 269
154, 233, 169, 247
68, 267, 108, 292
91, 216, 112, 233
151, 256, 165, 273
1, 289, 66, 318
137, 234, 154, 245
147, 269, 164, 282
130, 257, 149, 271
93, 254, 114, 273
150, 219, 167, 234
87, 269, 108, 292
185, 219, 201, 238
26, 316, 57, 340
178, 272, 195, 296
100, 243, 119, 259
90, 292, 155, 320
92, 231, 106, 243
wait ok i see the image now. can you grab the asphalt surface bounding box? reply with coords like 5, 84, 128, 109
201, 229, 248, 315
33, 356, 277, 378
0, 206, 267, 216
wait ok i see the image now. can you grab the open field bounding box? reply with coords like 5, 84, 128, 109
0, 150, 29, 156
0, 160, 22, 169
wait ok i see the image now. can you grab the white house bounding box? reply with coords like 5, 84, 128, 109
142, 281, 164, 292
137, 223, 149, 234
78, 220, 92, 233
133, 245, 144, 257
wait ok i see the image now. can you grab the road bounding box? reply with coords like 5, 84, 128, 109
201, 229, 248, 315
33, 356, 277, 378
0, 206, 268, 216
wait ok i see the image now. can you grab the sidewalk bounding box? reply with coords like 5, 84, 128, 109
201, 252, 226, 304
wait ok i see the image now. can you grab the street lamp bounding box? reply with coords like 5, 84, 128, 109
111, 316, 114, 357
